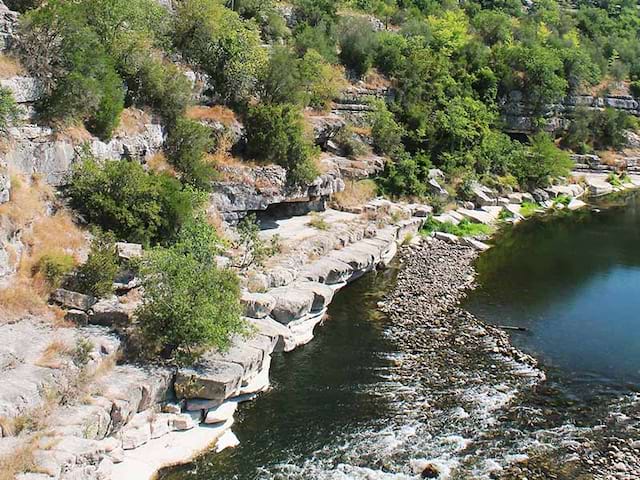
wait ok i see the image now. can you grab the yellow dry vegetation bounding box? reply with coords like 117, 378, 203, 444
115, 107, 152, 136
146, 152, 177, 176
35, 339, 71, 369
333, 179, 378, 209
186, 105, 237, 124
0, 53, 24, 78
0, 174, 86, 320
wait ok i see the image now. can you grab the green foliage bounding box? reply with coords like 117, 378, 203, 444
293, 0, 339, 27
174, 0, 268, 104
17, 0, 170, 138
244, 103, 320, 184
136, 217, 244, 364
334, 126, 368, 159
520, 201, 539, 218
377, 150, 432, 198
338, 17, 378, 78
72, 338, 93, 368
0, 88, 20, 133
630, 81, 640, 99
66, 157, 204, 246
370, 101, 404, 156
34, 253, 76, 288
261, 46, 344, 109
75, 232, 119, 298
232, 214, 281, 270
421, 217, 492, 237
511, 133, 573, 188
562, 108, 634, 151
307, 213, 330, 230
165, 118, 216, 190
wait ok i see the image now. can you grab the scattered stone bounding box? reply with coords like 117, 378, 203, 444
51, 289, 96, 311
115, 242, 143, 260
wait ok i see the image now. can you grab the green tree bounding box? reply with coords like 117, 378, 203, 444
174, 0, 268, 104
0, 88, 20, 133
512, 133, 573, 188
165, 118, 216, 190
136, 217, 244, 364
75, 232, 119, 298
66, 158, 203, 246
338, 17, 378, 78
370, 101, 405, 155
245, 103, 319, 184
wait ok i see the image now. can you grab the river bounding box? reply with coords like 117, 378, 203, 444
160, 191, 640, 480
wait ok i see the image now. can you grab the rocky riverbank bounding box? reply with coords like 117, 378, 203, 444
377, 231, 640, 479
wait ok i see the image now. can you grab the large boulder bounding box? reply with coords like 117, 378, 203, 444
293, 281, 335, 312
299, 257, 353, 285
51, 289, 96, 311
240, 292, 276, 319
269, 287, 315, 324
471, 182, 497, 207
175, 358, 244, 402
246, 317, 296, 353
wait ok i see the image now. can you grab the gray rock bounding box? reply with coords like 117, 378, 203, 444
115, 242, 142, 260
293, 281, 335, 312
51, 289, 96, 311
175, 358, 243, 402
245, 317, 296, 353
460, 237, 490, 251
434, 232, 459, 244
300, 257, 353, 285
240, 292, 276, 319
89, 296, 132, 327
531, 188, 550, 203
269, 287, 315, 324
121, 424, 151, 450
206, 341, 264, 381
65, 309, 89, 326
170, 413, 196, 431
0, 170, 10, 204
427, 178, 448, 198
471, 182, 497, 207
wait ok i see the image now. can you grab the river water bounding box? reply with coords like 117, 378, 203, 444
160, 192, 640, 480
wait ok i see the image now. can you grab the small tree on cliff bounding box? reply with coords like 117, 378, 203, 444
136, 217, 244, 364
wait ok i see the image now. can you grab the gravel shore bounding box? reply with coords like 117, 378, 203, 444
378, 237, 640, 479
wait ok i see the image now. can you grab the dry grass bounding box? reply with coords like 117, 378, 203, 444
115, 107, 152, 136
333, 179, 377, 209
0, 174, 86, 320
0, 440, 37, 480
351, 126, 372, 136
146, 152, 177, 176
186, 105, 237, 124
363, 69, 392, 89
600, 150, 620, 166
35, 339, 71, 369
53, 123, 92, 143
0, 54, 24, 78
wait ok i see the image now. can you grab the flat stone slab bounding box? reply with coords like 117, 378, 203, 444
269, 287, 315, 324
293, 281, 335, 312
246, 317, 296, 352
175, 358, 243, 402
51, 289, 96, 311
299, 257, 353, 284
206, 341, 264, 382
240, 292, 275, 319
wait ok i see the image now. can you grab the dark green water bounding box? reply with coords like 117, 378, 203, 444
465, 192, 640, 393
161, 192, 640, 480
160, 267, 403, 480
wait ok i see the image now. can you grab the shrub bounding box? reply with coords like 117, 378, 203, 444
136, 217, 244, 364
520, 201, 539, 218
338, 17, 378, 78
333, 126, 368, 159
630, 80, 640, 99
511, 133, 573, 189
174, 0, 268, 104
66, 157, 204, 246
333, 179, 378, 209
165, 118, 216, 190
307, 213, 330, 230
421, 217, 492, 237
244, 103, 319, 184
75, 232, 119, 298
370, 101, 404, 156
293, 23, 338, 63
232, 214, 280, 270
34, 252, 76, 288
0, 87, 20, 133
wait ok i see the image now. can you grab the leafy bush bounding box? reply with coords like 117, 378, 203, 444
562, 108, 634, 151
136, 217, 244, 364
244, 103, 319, 184
232, 214, 280, 270
511, 133, 573, 189
165, 118, 216, 190
370, 101, 405, 156
33, 252, 76, 288
421, 217, 492, 237
75, 232, 119, 298
338, 17, 378, 78
0, 87, 20, 133
66, 157, 204, 246
520, 201, 539, 218
333, 126, 368, 159
174, 0, 268, 104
